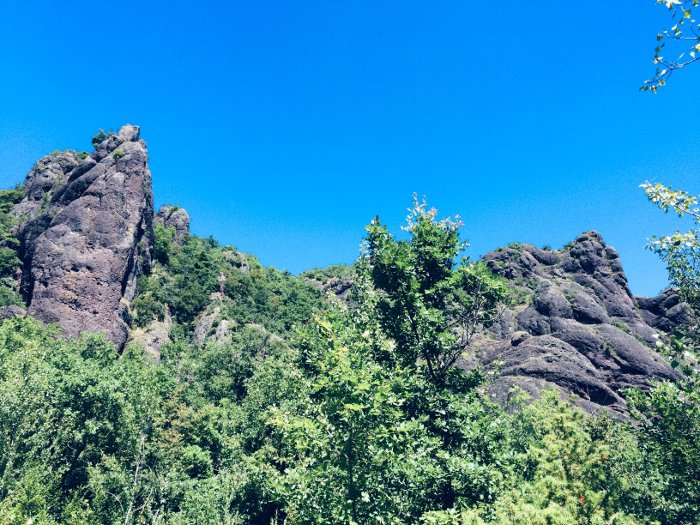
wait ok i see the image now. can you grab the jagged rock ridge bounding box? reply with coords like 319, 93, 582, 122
13, 125, 154, 349
477, 232, 682, 414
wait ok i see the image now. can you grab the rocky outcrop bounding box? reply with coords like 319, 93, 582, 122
477, 231, 682, 415
193, 293, 236, 345
303, 265, 356, 306
4, 126, 685, 414
155, 205, 190, 244
127, 310, 172, 361
636, 289, 696, 334
15, 125, 154, 349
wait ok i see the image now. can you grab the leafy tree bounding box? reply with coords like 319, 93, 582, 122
641, 181, 700, 309
640, 181, 699, 360
0, 186, 25, 307
0, 318, 170, 523
421, 392, 641, 525
625, 182, 700, 524
270, 302, 509, 524
363, 196, 509, 384
625, 382, 700, 524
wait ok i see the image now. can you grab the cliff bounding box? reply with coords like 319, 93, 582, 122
12, 125, 153, 349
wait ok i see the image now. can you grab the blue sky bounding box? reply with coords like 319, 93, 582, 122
1, 1, 699, 296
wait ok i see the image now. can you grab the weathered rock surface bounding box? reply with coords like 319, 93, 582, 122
15, 125, 154, 349
636, 289, 696, 334
127, 310, 172, 361
303, 266, 356, 306
155, 205, 190, 244
0, 305, 26, 320
477, 231, 682, 415
193, 293, 237, 345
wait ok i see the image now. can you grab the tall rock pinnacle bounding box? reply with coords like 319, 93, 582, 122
15, 125, 154, 349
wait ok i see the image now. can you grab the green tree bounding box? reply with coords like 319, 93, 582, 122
421, 392, 641, 525
625, 182, 700, 524
363, 196, 509, 384
641, 181, 699, 360
270, 304, 509, 524
641, 181, 700, 309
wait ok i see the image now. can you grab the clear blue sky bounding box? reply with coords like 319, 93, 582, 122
1, 1, 699, 296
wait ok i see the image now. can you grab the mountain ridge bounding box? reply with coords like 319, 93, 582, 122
0, 125, 690, 415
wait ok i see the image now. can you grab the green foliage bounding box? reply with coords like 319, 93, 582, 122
625, 381, 700, 524
643, 0, 700, 92
91, 129, 114, 147
167, 236, 222, 323
301, 264, 354, 282
222, 264, 324, 334
0, 318, 169, 523
154, 222, 176, 264
641, 182, 700, 310
134, 233, 224, 326
113, 148, 126, 159
641, 181, 700, 356
363, 196, 510, 383
612, 319, 631, 333
3, 194, 700, 524
75, 150, 89, 162
134, 222, 324, 336
421, 392, 642, 524
625, 181, 700, 524
270, 302, 508, 524
0, 186, 25, 307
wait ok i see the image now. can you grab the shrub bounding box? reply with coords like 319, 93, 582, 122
91, 129, 114, 147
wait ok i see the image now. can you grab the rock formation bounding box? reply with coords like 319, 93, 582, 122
127, 310, 172, 361
476, 231, 682, 414
14, 125, 154, 349
155, 205, 190, 244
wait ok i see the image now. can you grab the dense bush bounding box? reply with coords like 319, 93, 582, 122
134, 225, 325, 334
0, 186, 25, 306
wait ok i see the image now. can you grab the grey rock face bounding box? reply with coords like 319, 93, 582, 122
636, 289, 696, 334
304, 270, 356, 306
155, 205, 190, 244
12, 150, 83, 223
480, 231, 681, 415
16, 125, 154, 349
193, 293, 237, 345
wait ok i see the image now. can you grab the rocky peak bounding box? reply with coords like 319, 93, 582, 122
155, 205, 190, 244
478, 231, 681, 415
15, 124, 154, 349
